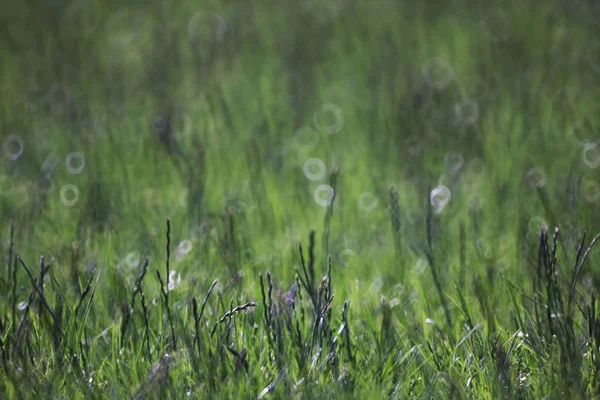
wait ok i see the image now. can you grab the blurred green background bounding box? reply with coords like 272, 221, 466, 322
1, 0, 600, 329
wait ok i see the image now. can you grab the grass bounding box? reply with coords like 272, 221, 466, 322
2, 0, 600, 398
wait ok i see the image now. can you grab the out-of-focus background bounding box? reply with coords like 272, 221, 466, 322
1, 0, 600, 344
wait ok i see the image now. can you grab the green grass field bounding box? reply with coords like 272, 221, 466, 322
2, 0, 600, 398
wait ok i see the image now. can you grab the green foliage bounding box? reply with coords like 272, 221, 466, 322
1, 0, 600, 398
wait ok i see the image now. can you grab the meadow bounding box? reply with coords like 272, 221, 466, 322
1, 0, 600, 398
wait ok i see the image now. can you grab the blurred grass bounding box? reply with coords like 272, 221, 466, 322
1, 0, 600, 398
0, 0, 597, 318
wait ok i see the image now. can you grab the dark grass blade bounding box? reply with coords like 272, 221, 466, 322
6, 221, 14, 298
322, 167, 339, 258
11, 255, 17, 337
210, 302, 257, 337
120, 258, 149, 344
388, 186, 403, 281
568, 231, 600, 316
424, 186, 453, 336
155, 219, 176, 351
17, 256, 63, 341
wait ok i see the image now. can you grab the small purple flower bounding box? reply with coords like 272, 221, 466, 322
285, 283, 298, 305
